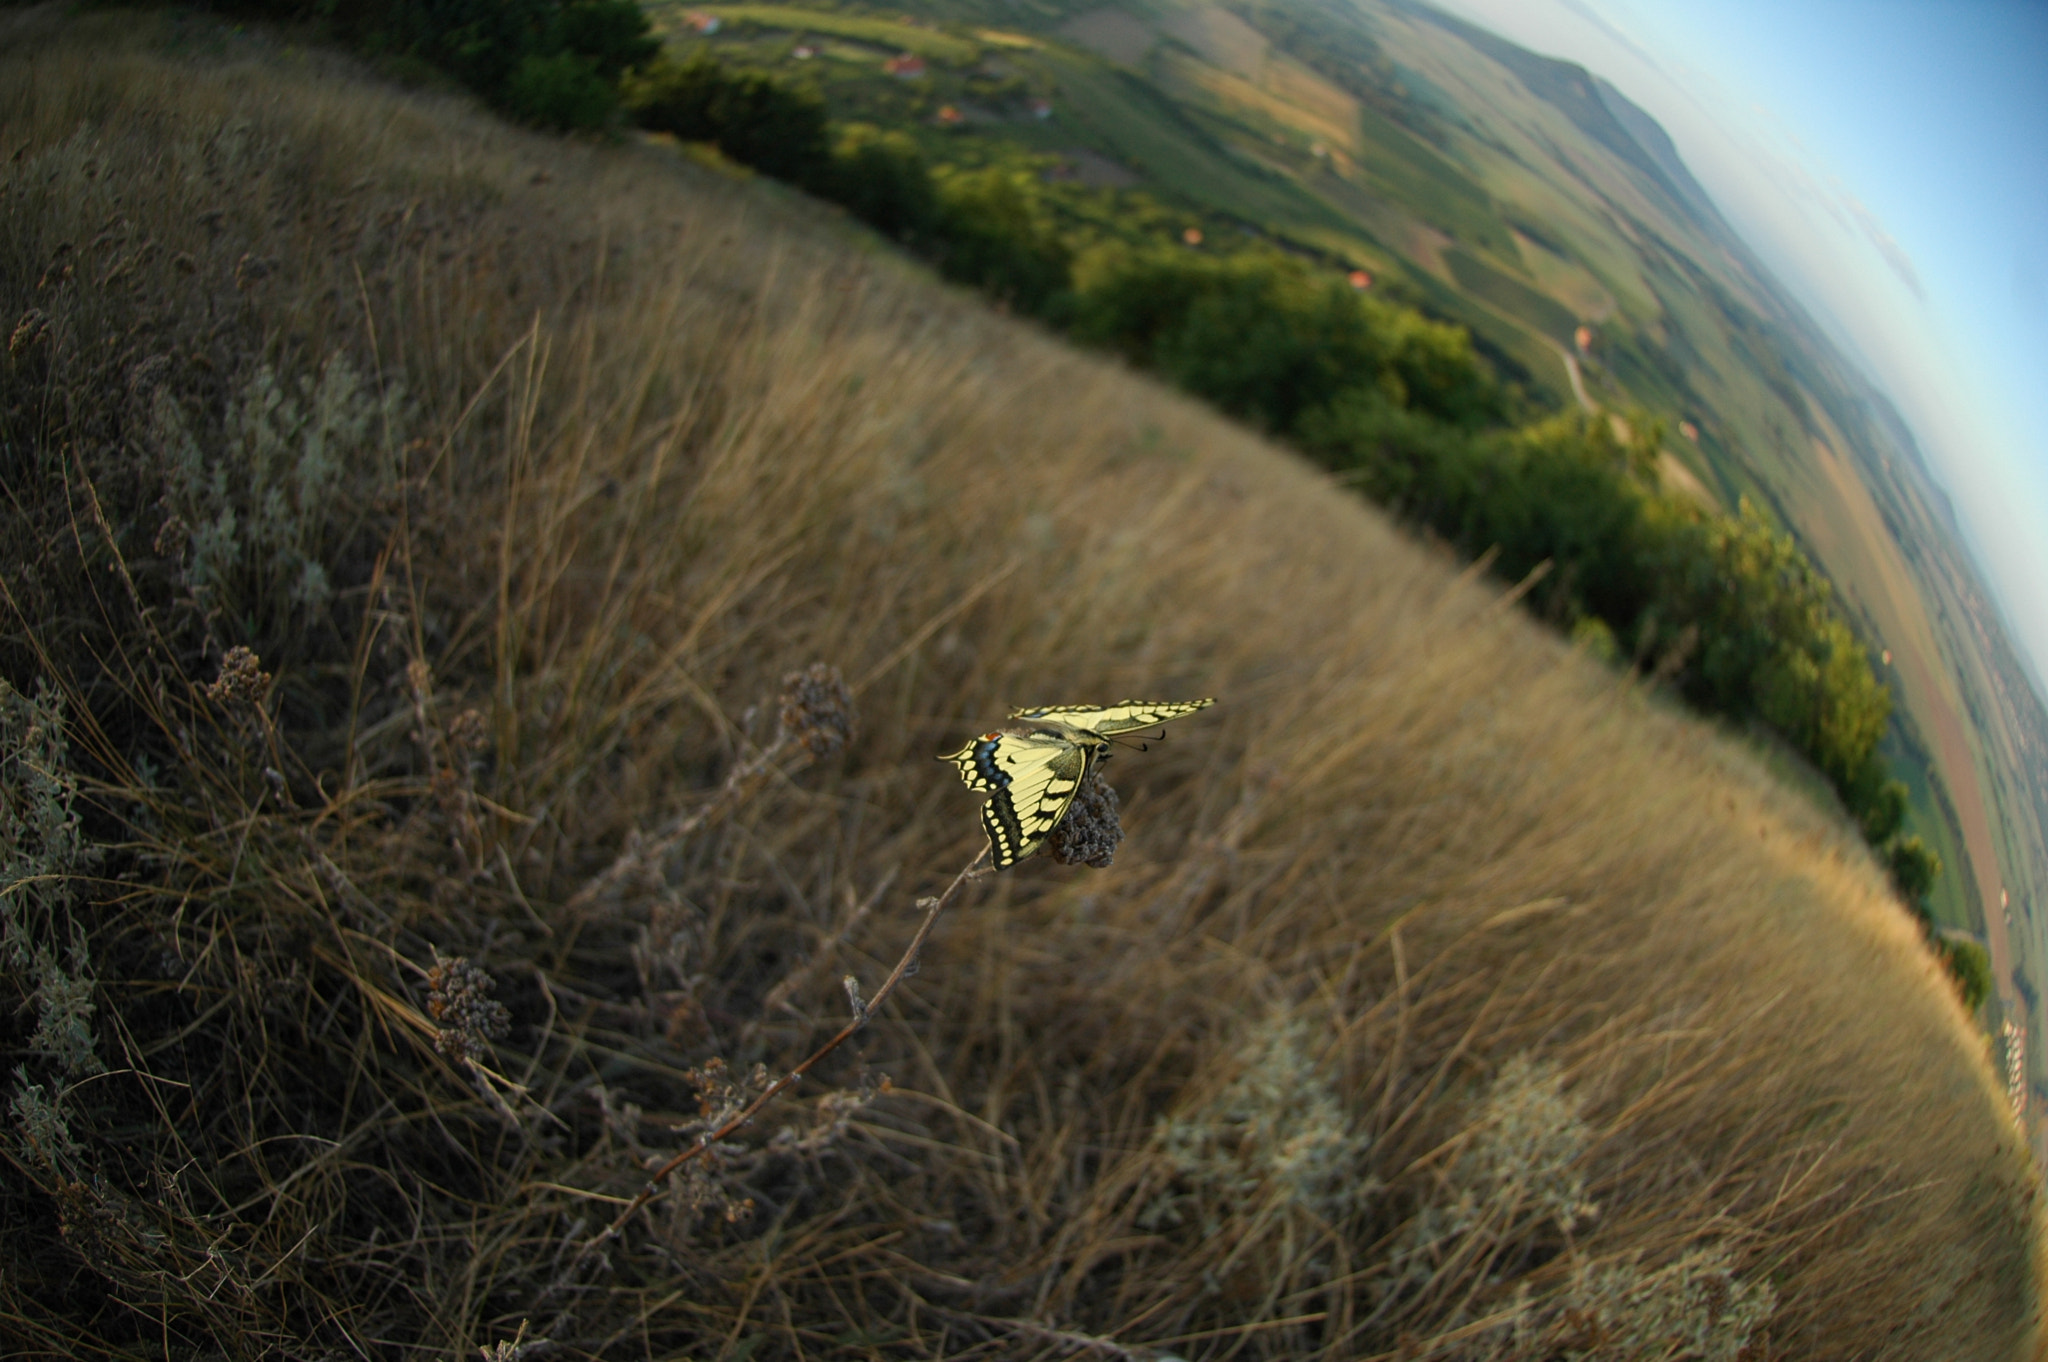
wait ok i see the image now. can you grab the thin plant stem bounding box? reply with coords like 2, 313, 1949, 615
590, 845, 992, 1248
560, 733, 801, 919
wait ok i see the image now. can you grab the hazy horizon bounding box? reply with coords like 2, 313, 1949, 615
1425, 0, 2048, 702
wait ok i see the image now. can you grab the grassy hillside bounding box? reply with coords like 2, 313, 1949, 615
1, 11, 2040, 1359
627, 0, 2048, 1160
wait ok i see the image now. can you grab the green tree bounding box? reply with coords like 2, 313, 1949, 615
228, 0, 658, 121
932, 168, 1072, 315
1294, 386, 1481, 510
626, 57, 833, 190
1296, 399, 1658, 630
1375, 303, 1504, 427
1470, 412, 1659, 627
505, 50, 615, 131
1072, 248, 1493, 435
1940, 938, 1991, 1013
1887, 836, 1940, 913
1653, 499, 1892, 795
831, 125, 938, 243
1854, 777, 1908, 845
550, 0, 661, 83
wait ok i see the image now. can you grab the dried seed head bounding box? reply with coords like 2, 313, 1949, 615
153, 516, 190, 560
1048, 767, 1122, 868
233, 252, 273, 289
9, 309, 50, 359
126, 353, 174, 399
205, 646, 270, 708
478, 1320, 547, 1362
447, 708, 490, 753
683, 1055, 770, 1130
776, 662, 855, 760
430, 765, 467, 814
427, 952, 510, 1065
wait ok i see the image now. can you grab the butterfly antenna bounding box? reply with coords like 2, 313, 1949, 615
1106, 728, 1170, 754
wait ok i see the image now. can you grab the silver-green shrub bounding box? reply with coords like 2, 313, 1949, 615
157, 354, 405, 620
1146, 1011, 1372, 1228
0, 680, 102, 1078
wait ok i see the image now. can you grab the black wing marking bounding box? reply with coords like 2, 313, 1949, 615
939, 732, 1011, 793
1009, 699, 1215, 737
978, 732, 1091, 869
943, 699, 1215, 869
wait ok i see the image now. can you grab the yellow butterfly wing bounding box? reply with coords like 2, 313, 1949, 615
941, 729, 1011, 793
938, 727, 1093, 868
1008, 699, 1215, 737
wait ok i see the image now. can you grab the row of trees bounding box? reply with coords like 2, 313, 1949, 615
229, 0, 663, 129
624, 62, 1084, 315
203, 7, 1969, 996
1079, 249, 1977, 1004
1070, 253, 1902, 829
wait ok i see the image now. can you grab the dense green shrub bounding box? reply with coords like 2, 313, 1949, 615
1941, 938, 1992, 1012
223, 0, 658, 121
931, 168, 1073, 315
505, 50, 616, 131
626, 56, 833, 189
548, 0, 662, 82
1888, 836, 1942, 911
1296, 387, 1482, 507
1654, 501, 1892, 799
1455, 412, 1659, 627
1072, 248, 1497, 433
1064, 237, 1899, 845
1304, 396, 1655, 636
1299, 396, 1902, 845
1074, 248, 1384, 431
1855, 776, 1909, 844
830, 125, 939, 243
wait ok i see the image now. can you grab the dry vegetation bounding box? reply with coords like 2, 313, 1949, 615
1, 10, 2041, 1359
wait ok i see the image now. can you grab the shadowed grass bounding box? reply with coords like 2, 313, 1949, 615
0, 9, 2039, 1359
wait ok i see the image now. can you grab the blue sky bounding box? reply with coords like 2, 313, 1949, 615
1431, 0, 2048, 695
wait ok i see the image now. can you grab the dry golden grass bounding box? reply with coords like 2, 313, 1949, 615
1, 10, 2041, 1358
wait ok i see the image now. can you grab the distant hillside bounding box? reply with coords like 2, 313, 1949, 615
1591, 75, 1728, 225
1399, 2, 1702, 218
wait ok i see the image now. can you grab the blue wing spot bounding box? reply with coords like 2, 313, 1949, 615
973, 738, 1011, 789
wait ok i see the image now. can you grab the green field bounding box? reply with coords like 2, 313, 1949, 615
1350, 102, 1517, 258
1034, 49, 1363, 237
657, 3, 983, 62
1444, 245, 1580, 343
1887, 724, 1978, 931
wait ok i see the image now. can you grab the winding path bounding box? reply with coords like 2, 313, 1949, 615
1551, 341, 1592, 412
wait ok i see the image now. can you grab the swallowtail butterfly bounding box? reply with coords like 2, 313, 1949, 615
939, 700, 1215, 869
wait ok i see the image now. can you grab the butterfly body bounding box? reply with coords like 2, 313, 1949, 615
940, 700, 1214, 868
